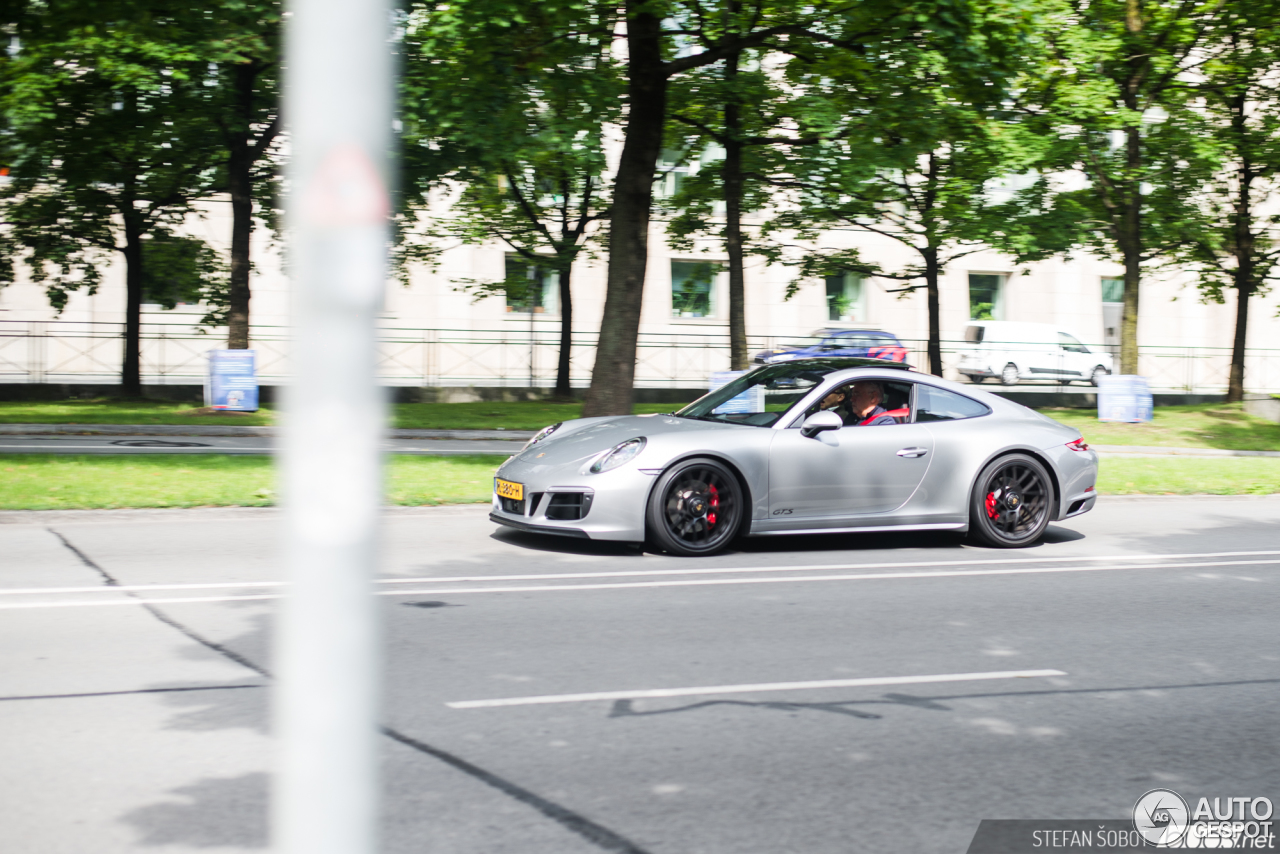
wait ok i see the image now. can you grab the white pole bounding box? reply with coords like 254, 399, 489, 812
276, 0, 392, 851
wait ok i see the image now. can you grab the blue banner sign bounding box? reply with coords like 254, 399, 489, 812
206, 349, 259, 412
710, 370, 765, 415
1097, 375, 1152, 423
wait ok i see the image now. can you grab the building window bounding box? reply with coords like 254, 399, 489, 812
505, 256, 557, 315
657, 148, 691, 199
671, 260, 718, 318
825, 272, 865, 322
968, 273, 1005, 320
1100, 276, 1123, 352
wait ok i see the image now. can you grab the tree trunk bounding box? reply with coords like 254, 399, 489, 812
1227, 112, 1254, 403
1119, 199, 1142, 376
923, 247, 942, 376
554, 265, 573, 399
226, 64, 256, 350
723, 52, 747, 372
582, 4, 665, 416
121, 218, 145, 397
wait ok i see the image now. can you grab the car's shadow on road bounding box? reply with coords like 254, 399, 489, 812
491, 524, 1086, 557
489, 527, 646, 557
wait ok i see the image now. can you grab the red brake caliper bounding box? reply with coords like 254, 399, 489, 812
707, 484, 719, 527
985, 490, 998, 520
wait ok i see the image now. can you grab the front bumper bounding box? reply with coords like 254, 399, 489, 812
488, 466, 656, 542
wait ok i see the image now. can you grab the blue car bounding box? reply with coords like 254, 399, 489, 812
753, 329, 910, 366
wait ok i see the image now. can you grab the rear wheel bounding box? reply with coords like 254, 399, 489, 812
1000, 363, 1020, 385
646, 457, 744, 556
1090, 365, 1110, 386
969, 454, 1053, 548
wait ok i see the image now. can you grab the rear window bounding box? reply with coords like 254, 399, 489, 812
964, 325, 984, 343
915, 385, 991, 422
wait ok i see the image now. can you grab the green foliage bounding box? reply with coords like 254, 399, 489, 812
764, 21, 1038, 301
0, 2, 226, 302
999, 0, 1227, 269
398, 0, 621, 294
141, 230, 228, 311
1166, 0, 1280, 311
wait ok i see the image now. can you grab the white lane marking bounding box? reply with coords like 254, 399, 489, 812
446, 669, 1068, 709
374, 549, 1280, 586
3, 549, 1278, 598
1, 558, 1275, 610
0, 594, 282, 609
0, 581, 285, 596
371, 557, 1280, 597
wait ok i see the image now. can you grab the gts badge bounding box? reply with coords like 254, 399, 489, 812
772, 508, 793, 516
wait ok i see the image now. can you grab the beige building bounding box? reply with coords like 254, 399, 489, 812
1, 196, 1278, 392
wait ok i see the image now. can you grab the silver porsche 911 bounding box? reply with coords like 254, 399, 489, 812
490, 358, 1098, 556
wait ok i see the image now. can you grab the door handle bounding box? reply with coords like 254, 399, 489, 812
896, 447, 928, 458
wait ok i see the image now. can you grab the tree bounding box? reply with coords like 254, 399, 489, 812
755, 12, 1033, 377
583, 0, 820, 415
0, 1, 225, 395
400, 0, 619, 398
583, 0, 1012, 414
1008, 0, 1225, 375
663, 29, 795, 371
196, 0, 283, 349
1172, 0, 1280, 401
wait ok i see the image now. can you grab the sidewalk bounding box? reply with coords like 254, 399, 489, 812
0, 423, 535, 441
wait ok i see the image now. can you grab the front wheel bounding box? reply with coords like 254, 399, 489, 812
646, 457, 744, 556
1000, 363, 1020, 385
969, 454, 1053, 548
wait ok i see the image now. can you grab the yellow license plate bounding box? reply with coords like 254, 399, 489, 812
494, 478, 524, 501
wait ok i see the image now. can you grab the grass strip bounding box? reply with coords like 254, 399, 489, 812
2, 452, 1278, 511
0, 454, 500, 510
0, 399, 276, 426
1042, 402, 1280, 452
1098, 456, 1280, 495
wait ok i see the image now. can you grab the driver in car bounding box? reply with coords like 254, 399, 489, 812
849, 381, 897, 425
818, 380, 896, 426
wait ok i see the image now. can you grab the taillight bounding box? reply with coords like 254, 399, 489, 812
1066, 438, 1089, 452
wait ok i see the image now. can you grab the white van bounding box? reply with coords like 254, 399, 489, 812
957, 321, 1113, 386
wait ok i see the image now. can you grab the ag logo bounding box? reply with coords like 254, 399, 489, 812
1133, 788, 1190, 845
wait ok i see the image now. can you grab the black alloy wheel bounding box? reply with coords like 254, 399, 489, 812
969, 453, 1053, 548
646, 457, 744, 556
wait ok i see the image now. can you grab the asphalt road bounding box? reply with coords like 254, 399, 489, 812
2, 498, 1278, 853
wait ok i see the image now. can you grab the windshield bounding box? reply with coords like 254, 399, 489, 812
674, 364, 834, 427
821, 335, 886, 349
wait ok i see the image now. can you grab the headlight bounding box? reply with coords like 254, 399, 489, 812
523, 422, 562, 451
589, 437, 646, 473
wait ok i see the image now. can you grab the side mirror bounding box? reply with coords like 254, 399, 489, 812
801, 410, 843, 438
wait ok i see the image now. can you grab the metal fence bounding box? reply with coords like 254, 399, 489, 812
3, 318, 1279, 393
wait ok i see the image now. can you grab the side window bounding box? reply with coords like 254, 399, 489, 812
915, 385, 991, 422
1058, 332, 1088, 353
803, 379, 914, 426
